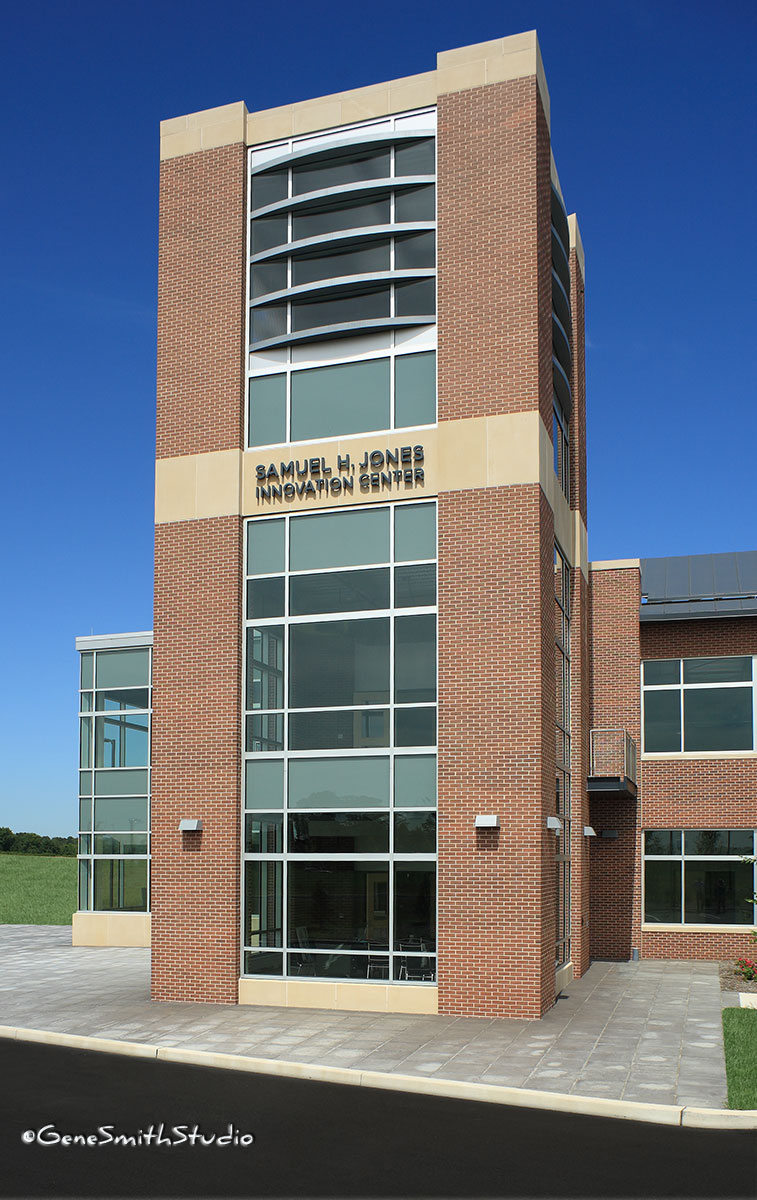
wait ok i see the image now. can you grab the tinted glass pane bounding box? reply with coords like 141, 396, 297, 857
394, 231, 435, 270
293, 241, 390, 286
251, 260, 287, 298
246, 577, 285, 619
94, 797, 148, 832
288, 862, 389, 949
95, 687, 149, 712
79, 770, 92, 796
394, 755, 436, 808
684, 863, 753, 924
96, 649, 150, 689
291, 288, 390, 333
246, 626, 284, 709
245, 759, 284, 810
293, 197, 391, 240
289, 618, 389, 708
394, 812, 436, 853
395, 564, 436, 608
395, 351, 436, 427
395, 708, 436, 746
395, 503, 435, 561
251, 169, 288, 210
395, 279, 435, 317
683, 656, 751, 683
245, 714, 284, 752
245, 861, 283, 947
79, 835, 91, 855
93, 834, 148, 855
395, 614, 436, 702
644, 690, 681, 752
78, 860, 90, 910
395, 185, 435, 222
394, 138, 435, 176
94, 714, 149, 768
291, 358, 390, 440
79, 798, 92, 831
245, 813, 283, 853
394, 862, 435, 948
288, 952, 389, 980
94, 769, 148, 796
393, 955, 435, 982
289, 709, 389, 750
289, 813, 389, 853
644, 830, 681, 855
292, 149, 390, 195
244, 950, 283, 975
247, 519, 285, 575
93, 859, 147, 912
250, 304, 287, 344
290, 568, 389, 616
684, 830, 755, 855
80, 717, 92, 768
290, 508, 389, 570
80, 652, 93, 689
249, 374, 287, 447
683, 688, 752, 751
643, 659, 680, 686
80, 692, 93, 712
250, 215, 288, 253
289, 756, 389, 809
644, 860, 681, 922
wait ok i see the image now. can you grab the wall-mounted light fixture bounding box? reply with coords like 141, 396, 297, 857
474, 814, 500, 829
583, 826, 597, 837
179, 818, 203, 832
546, 816, 562, 833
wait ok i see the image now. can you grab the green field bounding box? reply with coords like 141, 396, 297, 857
722, 1008, 757, 1109
0, 853, 77, 925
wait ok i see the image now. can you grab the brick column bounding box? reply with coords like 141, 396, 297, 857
152, 141, 246, 1002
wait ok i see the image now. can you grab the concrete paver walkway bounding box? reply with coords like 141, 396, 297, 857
0, 927, 727, 1108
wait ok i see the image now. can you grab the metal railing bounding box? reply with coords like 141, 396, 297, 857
589, 729, 637, 784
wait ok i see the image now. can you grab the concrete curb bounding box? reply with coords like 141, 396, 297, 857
1, 1024, 755, 1130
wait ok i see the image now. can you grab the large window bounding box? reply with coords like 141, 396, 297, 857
642, 657, 755, 753
78, 646, 151, 912
243, 502, 437, 983
248, 348, 436, 447
643, 830, 756, 925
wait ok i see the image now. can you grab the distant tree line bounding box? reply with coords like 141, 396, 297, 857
0, 828, 76, 857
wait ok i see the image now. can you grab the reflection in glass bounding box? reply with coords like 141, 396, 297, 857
245, 760, 284, 810
644, 690, 681, 753
80, 652, 94, 689
95, 687, 150, 712
80, 692, 93, 712
395, 564, 436, 609
290, 618, 389, 708
289, 508, 389, 571
94, 714, 149, 768
644, 860, 681, 922
291, 358, 390, 441
78, 859, 90, 910
95, 649, 150, 689
245, 814, 283, 854
94, 834, 148, 855
394, 755, 436, 808
394, 863, 435, 948
94, 797, 148, 832
290, 568, 389, 616
289, 756, 389, 809
246, 714, 285, 753
289, 709, 389, 750
393, 955, 435, 982
684, 830, 754, 856
93, 859, 148, 912
643, 660, 680, 686
395, 614, 436, 702
684, 863, 753, 924
288, 952, 389, 980
289, 813, 389, 854
247, 577, 285, 619
395, 708, 436, 746
644, 830, 681, 855
394, 812, 436, 853
244, 950, 283, 976
245, 861, 282, 947
288, 862, 389, 949
684, 688, 752, 751
683, 657, 751, 684
246, 626, 284, 710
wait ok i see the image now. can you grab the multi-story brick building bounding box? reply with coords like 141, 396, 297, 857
74, 32, 757, 1020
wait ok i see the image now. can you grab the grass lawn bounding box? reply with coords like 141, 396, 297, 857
0, 853, 77, 925
722, 1007, 757, 1109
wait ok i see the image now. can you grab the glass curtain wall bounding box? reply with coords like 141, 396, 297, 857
243, 502, 437, 983
554, 546, 571, 966
78, 647, 151, 912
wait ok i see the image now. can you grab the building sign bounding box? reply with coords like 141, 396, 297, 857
254, 445, 425, 503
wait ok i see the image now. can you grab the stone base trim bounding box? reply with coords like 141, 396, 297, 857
71, 912, 151, 948
238, 978, 437, 1015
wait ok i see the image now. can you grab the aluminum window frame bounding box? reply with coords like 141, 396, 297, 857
642, 828, 757, 928
641, 656, 757, 757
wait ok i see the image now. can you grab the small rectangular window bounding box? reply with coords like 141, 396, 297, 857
290, 358, 390, 442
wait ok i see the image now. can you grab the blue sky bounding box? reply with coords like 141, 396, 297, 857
1, 0, 754, 835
